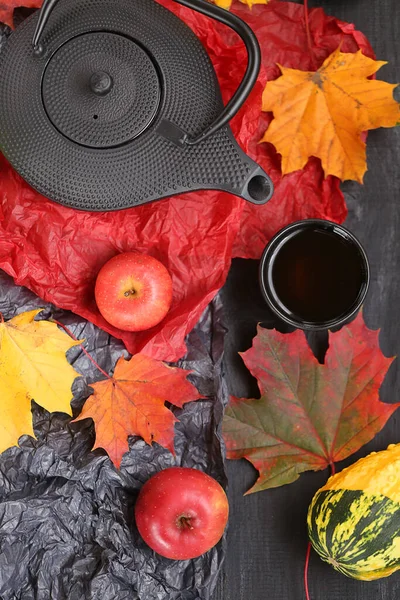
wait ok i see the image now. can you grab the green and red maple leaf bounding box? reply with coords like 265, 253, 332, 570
223, 313, 399, 493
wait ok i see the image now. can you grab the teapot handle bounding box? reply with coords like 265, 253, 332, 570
33, 0, 260, 145
32, 0, 58, 55
171, 0, 261, 146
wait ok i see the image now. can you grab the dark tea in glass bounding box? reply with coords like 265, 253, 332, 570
259, 220, 370, 330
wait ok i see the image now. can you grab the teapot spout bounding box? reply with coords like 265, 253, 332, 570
239, 166, 274, 205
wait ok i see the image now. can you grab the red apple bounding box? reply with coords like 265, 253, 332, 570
135, 467, 229, 560
95, 252, 172, 331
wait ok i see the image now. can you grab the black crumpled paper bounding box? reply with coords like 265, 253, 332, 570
0, 265, 228, 600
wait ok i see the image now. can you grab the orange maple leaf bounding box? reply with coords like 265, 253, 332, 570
75, 353, 202, 467
261, 48, 399, 183
0, 0, 42, 29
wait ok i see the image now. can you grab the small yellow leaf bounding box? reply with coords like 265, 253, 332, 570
0, 310, 82, 452
213, 0, 232, 8
261, 48, 400, 182
240, 0, 269, 7
213, 0, 269, 10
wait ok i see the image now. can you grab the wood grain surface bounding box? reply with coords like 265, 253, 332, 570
216, 0, 400, 598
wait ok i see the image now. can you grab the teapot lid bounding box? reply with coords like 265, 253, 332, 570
0, 0, 273, 211
42, 31, 161, 148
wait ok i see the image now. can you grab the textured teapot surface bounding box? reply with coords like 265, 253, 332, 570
0, 0, 273, 211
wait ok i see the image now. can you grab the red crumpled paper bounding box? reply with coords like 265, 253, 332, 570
229, 1, 374, 258
0, 1, 374, 360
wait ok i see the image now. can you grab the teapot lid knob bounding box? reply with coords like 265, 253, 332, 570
90, 71, 113, 97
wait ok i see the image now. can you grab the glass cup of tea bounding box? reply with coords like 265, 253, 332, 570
259, 219, 370, 330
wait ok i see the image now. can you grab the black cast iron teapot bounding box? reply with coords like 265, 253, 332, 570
0, 0, 273, 211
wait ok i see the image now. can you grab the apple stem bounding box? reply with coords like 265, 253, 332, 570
51, 318, 112, 380
178, 515, 194, 530
124, 289, 136, 297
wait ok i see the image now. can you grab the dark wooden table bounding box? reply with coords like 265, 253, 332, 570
215, 0, 400, 598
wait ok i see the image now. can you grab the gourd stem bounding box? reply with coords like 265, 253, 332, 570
304, 542, 312, 600
52, 319, 111, 380
304, 462, 335, 600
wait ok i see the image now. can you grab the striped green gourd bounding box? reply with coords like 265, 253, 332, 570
307, 443, 400, 581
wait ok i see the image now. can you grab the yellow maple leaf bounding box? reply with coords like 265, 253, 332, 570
261, 48, 399, 182
213, 0, 269, 10
0, 310, 82, 452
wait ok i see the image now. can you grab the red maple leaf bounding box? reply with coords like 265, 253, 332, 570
0, 0, 42, 29
75, 353, 202, 468
222, 313, 399, 494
